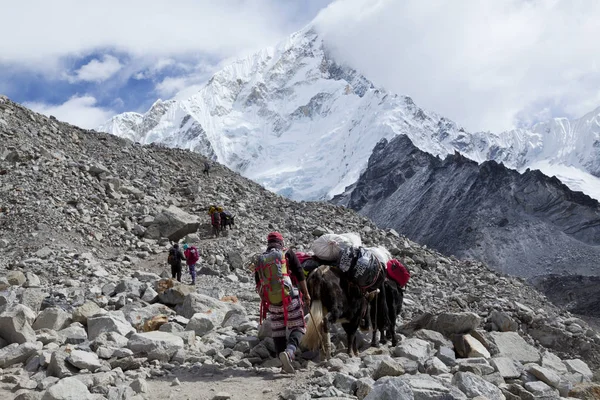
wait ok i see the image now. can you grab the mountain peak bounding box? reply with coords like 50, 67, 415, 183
99, 25, 600, 202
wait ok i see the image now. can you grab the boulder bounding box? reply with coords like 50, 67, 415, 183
87, 311, 135, 340
66, 349, 103, 371
453, 334, 490, 359
489, 310, 518, 332
490, 357, 523, 379
25, 272, 41, 288
541, 351, 568, 374
144, 205, 200, 242
72, 301, 103, 325
400, 375, 467, 400
373, 359, 405, 380
564, 359, 594, 381
41, 376, 93, 400
524, 380, 560, 398
158, 284, 196, 306
393, 338, 435, 364
179, 292, 231, 319
127, 331, 184, 362
355, 377, 375, 400
32, 307, 71, 331
333, 373, 358, 394
426, 312, 481, 335
58, 325, 88, 344
187, 313, 222, 337
487, 332, 541, 364
221, 308, 248, 329
47, 350, 79, 378
0, 341, 42, 368
7, 271, 27, 286
0, 304, 37, 344
527, 364, 563, 390
414, 329, 453, 349
20, 289, 47, 313
451, 371, 505, 400
364, 377, 414, 400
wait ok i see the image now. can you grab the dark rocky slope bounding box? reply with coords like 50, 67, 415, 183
333, 134, 600, 279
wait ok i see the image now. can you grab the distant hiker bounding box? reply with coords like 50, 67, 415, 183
254, 232, 311, 374
167, 243, 186, 282
210, 209, 221, 237
183, 243, 200, 285
203, 161, 211, 177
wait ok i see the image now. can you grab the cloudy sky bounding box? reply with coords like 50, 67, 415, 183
1, 0, 599, 132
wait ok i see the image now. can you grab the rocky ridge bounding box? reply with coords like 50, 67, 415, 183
332, 134, 600, 280
1, 96, 599, 399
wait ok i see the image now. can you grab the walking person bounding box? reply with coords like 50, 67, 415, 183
183, 244, 200, 285
167, 243, 186, 282
203, 161, 211, 177
254, 232, 311, 374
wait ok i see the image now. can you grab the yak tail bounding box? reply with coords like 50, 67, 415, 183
301, 300, 323, 351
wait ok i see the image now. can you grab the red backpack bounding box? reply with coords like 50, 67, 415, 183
386, 259, 410, 288
184, 247, 199, 264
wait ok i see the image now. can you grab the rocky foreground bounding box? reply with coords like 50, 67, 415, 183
0, 95, 599, 400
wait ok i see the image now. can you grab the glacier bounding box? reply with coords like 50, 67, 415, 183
99, 26, 600, 201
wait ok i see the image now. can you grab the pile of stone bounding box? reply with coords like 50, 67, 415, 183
0, 96, 599, 399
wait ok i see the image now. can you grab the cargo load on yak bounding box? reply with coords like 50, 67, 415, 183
386, 259, 410, 288
338, 246, 386, 292
311, 232, 361, 261
295, 251, 326, 277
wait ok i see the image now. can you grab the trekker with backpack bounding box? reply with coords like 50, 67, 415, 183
254, 232, 311, 374
167, 243, 186, 282
203, 161, 210, 177
211, 210, 221, 237
183, 244, 200, 285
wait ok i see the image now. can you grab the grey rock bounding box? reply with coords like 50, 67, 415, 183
72, 302, 103, 325
144, 205, 200, 242
130, 378, 148, 394
66, 349, 103, 371
57, 325, 88, 344
393, 338, 435, 364
563, 359, 593, 381
87, 311, 135, 340
32, 307, 71, 331
333, 373, 357, 394
127, 331, 184, 362
47, 350, 79, 378
426, 312, 481, 335
355, 377, 375, 400
0, 304, 37, 344
487, 332, 541, 364
364, 377, 414, 400
41, 376, 93, 400
401, 374, 467, 400
490, 310, 518, 332
451, 371, 504, 400
523, 380, 559, 398
0, 341, 42, 368
7, 271, 27, 286
373, 359, 405, 380
490, 357, 523, 379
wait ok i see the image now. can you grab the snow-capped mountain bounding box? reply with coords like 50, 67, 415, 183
99, 26, 600, 201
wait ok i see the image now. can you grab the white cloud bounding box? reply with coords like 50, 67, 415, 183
69, 55, 122, 82
25, 96, 114, 129
0, 0, 303, 65
315, 0, 600, 131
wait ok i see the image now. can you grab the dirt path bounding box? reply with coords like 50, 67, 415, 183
146, 364, 312, 400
